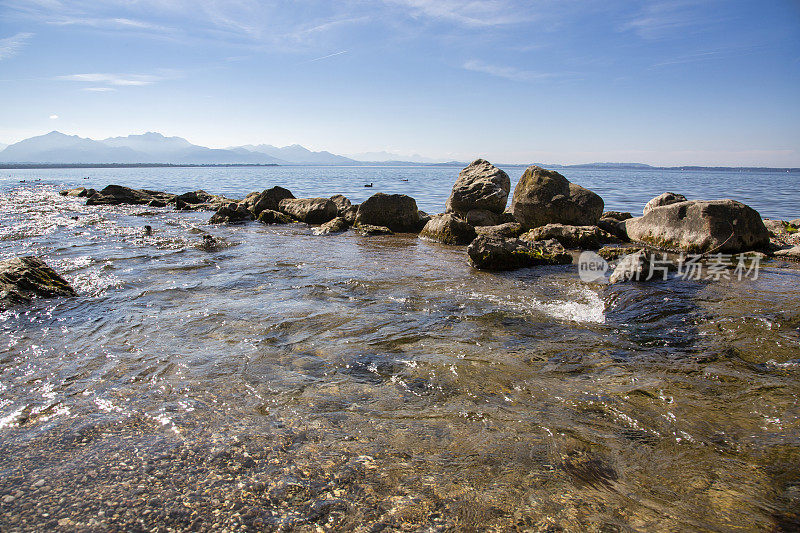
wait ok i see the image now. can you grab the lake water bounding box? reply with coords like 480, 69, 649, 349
1, 166, 799, 531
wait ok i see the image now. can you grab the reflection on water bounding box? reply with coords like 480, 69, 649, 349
0, 185, 799, 531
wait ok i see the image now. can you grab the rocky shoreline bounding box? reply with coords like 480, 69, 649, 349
3, 159, 797, 309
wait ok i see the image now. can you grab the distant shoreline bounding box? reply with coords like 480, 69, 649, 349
1, 162, 798, 172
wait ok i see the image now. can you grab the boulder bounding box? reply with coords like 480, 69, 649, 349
256, 209, 293, 225
355, 193, 421, 232
774, 245, 800, 261
763, 219, 800, 248
597, 217, 629, 241
355, 224, 394, 236
313, 217, 349, 235
643, 192, 687, 215
521, 223, 619, 249
1, 257, 76, 310
475, 222, 524, 239
465, 209, 505, 227
86, 185, 175, 206
278, 198, 337, 224
625, 199, 770, 253
467, 235, 572, 271
609, 250, 658, 283
60, 187, 92, 198
601, 211, 632, 221
419, 214, 476, 245
209, 202, 254, 224
509, 166, 604, 228
329, 194, 352, 212
340, 205, 359, 225
242, 187, 295, 216
446, 159, 511, 216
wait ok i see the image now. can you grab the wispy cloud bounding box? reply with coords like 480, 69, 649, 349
56, 70, 180, 88
82, 87, 117, 92
389, 0, 528, 27
620, 1, 707, 39
302, 50, 348, 64
0, 32, 34, 60
48, 16, 172, 32
651, 44, 763, 68
462, 59, 557, 82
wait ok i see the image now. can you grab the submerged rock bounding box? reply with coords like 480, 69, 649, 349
0, 256, 76, 310
355, 193, 422, 232
643, 192, 687, 215
354, 224, 394, 236
86, 185, 176, 206
609, 250, 660, 283
60, 187, 93, 198
278, 198, 338, 224
209, 202, 255, 224
242, 187, 295, 216
445, 159, 511, 217
314, 217, 349, 235
257, 209, 293, 225
522, 223, 619, 250
467, 235, 572, 271
419, 214, 476, 245
625, 199, 769, 253
510, 166, 604, 228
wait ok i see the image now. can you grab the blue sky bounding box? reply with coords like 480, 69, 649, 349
1, 0, 798, 165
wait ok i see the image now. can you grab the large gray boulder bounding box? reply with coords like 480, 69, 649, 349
86, 185, 176, 206
522, 223, 619, 250
256, 209, 293, 225
446, 159, 511, 216
1, 257, 76, 310
313, 217, 349, 235
209, 202, 255, 224
467, 235, 572, 271
475, 222, 524, 239
419, 214, 476, 245
241, 187, 295, 216
625, 199, 769, 253
510, 166, 604, 229
278, 198, 337, 224
355, 193, 421, 232
643, 192, 687, 215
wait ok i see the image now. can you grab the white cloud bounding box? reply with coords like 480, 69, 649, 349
388, 0, 527, 27
49, 114, 58, 119
620, 1, 707, 39
48, 16, 172, 32
0, 32, 34, 60
56, 71, 180, 87
82, 87, 117, 92
462, 59, 556, 82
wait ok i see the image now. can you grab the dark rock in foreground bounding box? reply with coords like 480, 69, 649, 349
209, 203, 255, 224
522, 223, 619, 250
467, 235, 572, 271
446, 159, 511, 217
242, 187, 295, 216
625, 199, 769, 253
172, 190, 233, 211
1, 256, 76, 310
355, 224, 394, 236
257, 209, 293, 225
609, 250, 658, 283
86, 185, 176, 206
643, 192, 687, 215
279, 198, 338, 224
475, 222, 524, 239
510, 166, 604, 228
419, 214, 476, 245
60, 187, 94, 198
314, 217, 349, 235
355, 193, 422, 232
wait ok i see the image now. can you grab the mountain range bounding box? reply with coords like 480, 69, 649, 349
0, 131, 441, 165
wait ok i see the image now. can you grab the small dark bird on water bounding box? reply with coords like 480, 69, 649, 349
364, 183, 373, 187
143, 225, 153, 236
200, 234, 217, 251
400, 178, 408, 182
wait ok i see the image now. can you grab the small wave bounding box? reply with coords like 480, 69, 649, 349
468, 285, 605, 324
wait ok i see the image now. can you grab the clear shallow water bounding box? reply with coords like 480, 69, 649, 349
2, 164, 799, 219
1, 172, 799, 531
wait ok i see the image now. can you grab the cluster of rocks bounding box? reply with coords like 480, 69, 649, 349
6, 163, 794, 311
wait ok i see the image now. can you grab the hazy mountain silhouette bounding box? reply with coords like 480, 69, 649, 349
231, 144, 356, 164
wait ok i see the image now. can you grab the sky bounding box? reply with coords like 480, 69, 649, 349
0, 0, 799, 166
